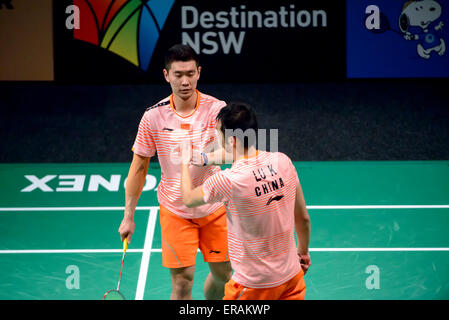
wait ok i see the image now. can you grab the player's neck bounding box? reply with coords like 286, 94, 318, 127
172, 91, 198, 116
234, 145, 258, 162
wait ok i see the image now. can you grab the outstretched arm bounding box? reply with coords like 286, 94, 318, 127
119, 153, 150, 244
191, 136, 233, 167
193, 148, 231, 166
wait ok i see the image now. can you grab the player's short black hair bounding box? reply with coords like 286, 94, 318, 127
165, 44, 199, 70
216, 102, 258, 149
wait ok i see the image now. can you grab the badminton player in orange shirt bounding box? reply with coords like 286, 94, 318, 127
118, 44, 232, 300
180, 102, 311, 300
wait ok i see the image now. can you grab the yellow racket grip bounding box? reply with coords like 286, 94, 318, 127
123, 237, 128, 253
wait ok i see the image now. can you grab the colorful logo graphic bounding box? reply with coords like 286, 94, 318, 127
73, 0, 175, 71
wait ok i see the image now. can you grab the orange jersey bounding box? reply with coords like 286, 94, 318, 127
202, 151, 301, 288
133, 90, 226, 219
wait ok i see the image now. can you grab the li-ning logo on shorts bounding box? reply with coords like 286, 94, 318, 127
73, 0, 175, 70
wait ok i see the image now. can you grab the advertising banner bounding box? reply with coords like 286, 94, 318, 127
53, 0, 346, 83
347, 0, 449, 78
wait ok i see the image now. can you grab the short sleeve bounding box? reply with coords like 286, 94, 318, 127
287, 155, 300, 186
279, 152, 299, 186
202, 170, 232, 204
209, 100, 226, 127
132, 112, 156, 157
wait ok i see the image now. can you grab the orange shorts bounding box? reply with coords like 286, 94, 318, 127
159, 205, 229, 268
223, 269, 306, 300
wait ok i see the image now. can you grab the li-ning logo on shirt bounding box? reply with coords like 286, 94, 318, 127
72, 0, 175, 71
266, 195, 284, 205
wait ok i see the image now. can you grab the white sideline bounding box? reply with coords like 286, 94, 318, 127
134, 207, 158, 300
1, 205, 449, 212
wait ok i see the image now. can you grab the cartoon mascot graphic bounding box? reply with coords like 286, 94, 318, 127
399, 0, 446, 59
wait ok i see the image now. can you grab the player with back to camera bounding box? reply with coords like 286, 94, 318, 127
180, 102, 312, 300
118, 44, 232, 300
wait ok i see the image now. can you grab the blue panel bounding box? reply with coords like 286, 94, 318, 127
138, 5, 159, 71
347, 0, 449, 78
148, 0, 175, 30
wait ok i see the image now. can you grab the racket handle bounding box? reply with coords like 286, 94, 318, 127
123, 237, 128, 252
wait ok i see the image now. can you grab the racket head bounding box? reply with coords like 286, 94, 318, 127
102, 289, 126, 300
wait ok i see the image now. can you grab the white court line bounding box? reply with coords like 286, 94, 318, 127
307, 205, 449, 209
135, 207, 158, 301
0, 207, 154, 211
1, 205, 449, 212
143, 248, 449, 253
1, 248, 449, 254
0, 249, 144, 254
148, 248, 449, 252
308, 248, 449, 252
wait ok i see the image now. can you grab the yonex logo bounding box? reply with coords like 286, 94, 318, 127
70, 0, 175, 71
21, 174, 157, 192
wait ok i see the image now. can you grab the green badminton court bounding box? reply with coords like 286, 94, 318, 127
0, 161, 448, 300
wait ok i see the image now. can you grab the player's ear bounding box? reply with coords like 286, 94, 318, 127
197, 66, 202, 79
163, 68, 170, 83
